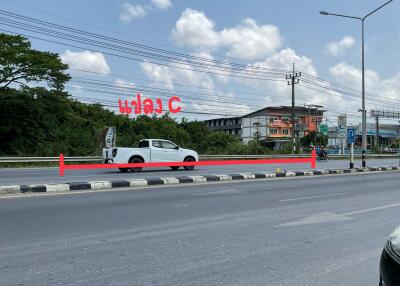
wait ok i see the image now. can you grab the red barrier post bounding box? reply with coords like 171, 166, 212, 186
311, 149, 316, 169
59, 153, 64, 176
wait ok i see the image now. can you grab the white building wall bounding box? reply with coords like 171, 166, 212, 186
241, 115, 267, 143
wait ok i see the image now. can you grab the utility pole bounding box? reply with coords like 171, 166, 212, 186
398, 120, 400, 167
375, 115, 379, 149
286, 63, 301, 153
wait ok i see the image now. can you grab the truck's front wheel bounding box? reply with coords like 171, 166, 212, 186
183, 157, 195, 170
129, 157, 143, 172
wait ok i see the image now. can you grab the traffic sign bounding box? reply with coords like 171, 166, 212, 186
319, 123, 328, 135
347, 128, 355, 144
338, 128, 346, 139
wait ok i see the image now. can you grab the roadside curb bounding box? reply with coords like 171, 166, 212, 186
0, 165, 399, 195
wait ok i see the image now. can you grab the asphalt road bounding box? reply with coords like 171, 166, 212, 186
0, 158, 398, 185
1, 172, 399, 285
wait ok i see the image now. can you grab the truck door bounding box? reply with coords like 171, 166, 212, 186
160, 140, 181, 162
151, 140, 166, 162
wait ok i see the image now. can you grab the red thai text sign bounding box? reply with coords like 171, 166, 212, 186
119, 93, 181, 115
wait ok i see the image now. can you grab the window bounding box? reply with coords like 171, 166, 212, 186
138, 140, 149, 148
283, 129, 289, 135
152, 140, 162, 148
161, 141, 178, 149
270, 129, 278, 135
269, 117, 278, 123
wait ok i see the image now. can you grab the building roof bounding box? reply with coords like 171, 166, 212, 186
243, 106, 325, 117
204, 116, 242, 122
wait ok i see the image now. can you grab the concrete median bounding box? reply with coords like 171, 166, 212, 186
0, 165, 398, 195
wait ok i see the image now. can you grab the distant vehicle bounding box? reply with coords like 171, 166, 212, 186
102, 139, 199, 172
315, 146, 328, 161
380, 225, 400, 286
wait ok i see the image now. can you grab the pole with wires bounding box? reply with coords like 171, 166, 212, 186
286, 63, 301, 153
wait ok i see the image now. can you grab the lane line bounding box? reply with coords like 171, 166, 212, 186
344, 202, 400, 216
279, 193, 346, 202
193, 189, 246, 196
278, 201, 400, 227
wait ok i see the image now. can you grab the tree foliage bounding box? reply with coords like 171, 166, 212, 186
0, 33, 70, 91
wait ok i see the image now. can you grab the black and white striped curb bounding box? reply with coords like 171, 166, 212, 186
0, 166, 398, 195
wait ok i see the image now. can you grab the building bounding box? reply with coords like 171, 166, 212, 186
205, 106, 324, 148
205, 116, 242, 137
328, 123, 400, 149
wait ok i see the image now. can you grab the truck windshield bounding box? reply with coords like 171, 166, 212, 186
138, 140, 149, 148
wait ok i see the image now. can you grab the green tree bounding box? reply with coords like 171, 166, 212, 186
180, 119, 210, 153
301, 131, 328, 147
0, 33, 70, 91
252, 122, 262, 143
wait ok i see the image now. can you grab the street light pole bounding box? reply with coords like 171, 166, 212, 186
320, 0, 393, 168
398, 120, 400, 167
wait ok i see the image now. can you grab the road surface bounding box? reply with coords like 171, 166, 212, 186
1, 172, 399, 285
0, 158, 398, 185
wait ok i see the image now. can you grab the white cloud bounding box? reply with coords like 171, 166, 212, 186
239, 48, 349, 116
115, 79, 136, 90
119, 3, 147, 22
329, 62, 400, 103
120, 0, 171, 22
172, 9, 220, 50
246, 47, 318, 95
140, 61, 175, 90
139, 59, 251, 116
329, 62, 380, 92
326, 36, 355, 57
172, 9, 281, 60
61, 50, 110, 74
220, 18, 281, 60
151, 0, 172, 10
325, 62, 400, 124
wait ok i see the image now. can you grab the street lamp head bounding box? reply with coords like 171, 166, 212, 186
319, 11, 329, 15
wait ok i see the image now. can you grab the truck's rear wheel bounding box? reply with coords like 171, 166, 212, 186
130, 157, 143, 172
183, 157, 195, 170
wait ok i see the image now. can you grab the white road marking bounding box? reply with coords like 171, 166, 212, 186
344, 202, 400, 216
279, 193, 345, 202
278, 211, 352, 227
193, 189, 246, 196
278, 202, 400, 227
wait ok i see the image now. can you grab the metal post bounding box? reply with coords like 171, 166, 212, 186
375, 115, 379, 150
350, 142, 354, 169
361, 20, 367, 168
319, 0, 393, 168
291, 63, 296, 153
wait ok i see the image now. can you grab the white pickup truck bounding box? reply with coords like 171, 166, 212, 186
102, 139, 199, 172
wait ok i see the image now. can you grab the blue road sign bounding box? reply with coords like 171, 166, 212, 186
347, 128, 355, 144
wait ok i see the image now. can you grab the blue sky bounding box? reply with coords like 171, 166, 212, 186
1, 0, 399, 124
